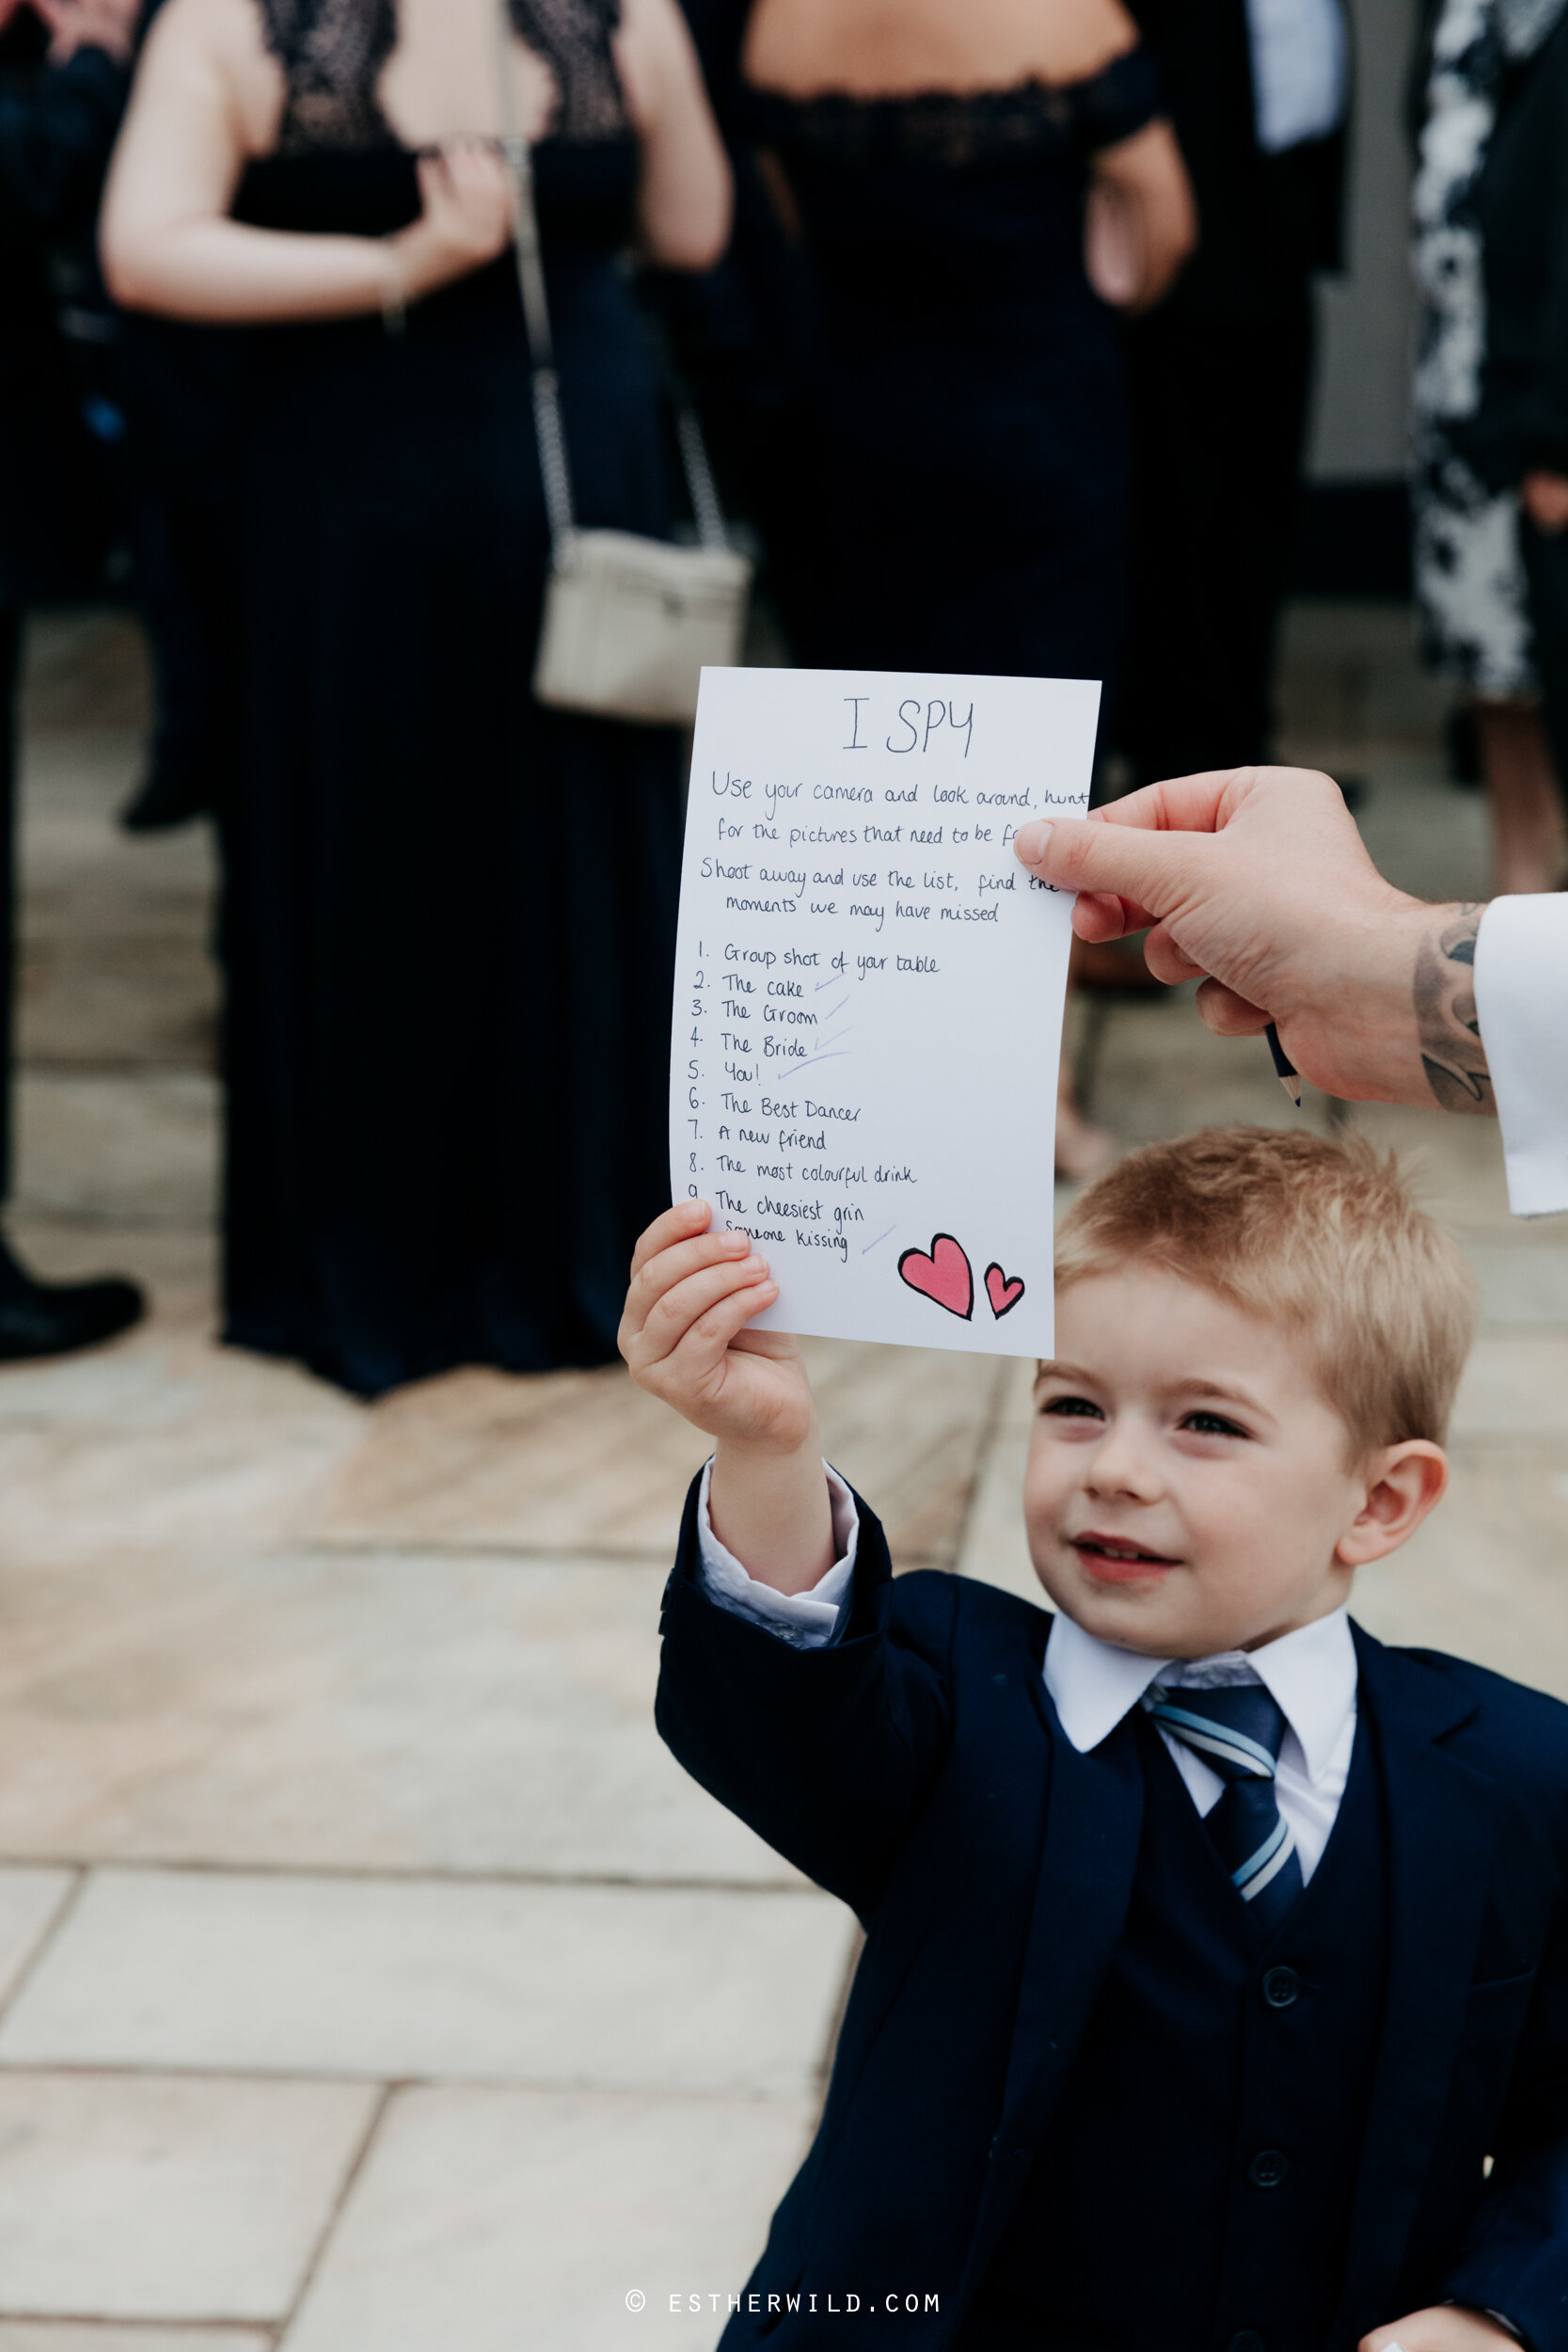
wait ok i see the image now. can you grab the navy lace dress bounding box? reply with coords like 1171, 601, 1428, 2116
222, 0, 682, 1396
744, 55, 1157, 684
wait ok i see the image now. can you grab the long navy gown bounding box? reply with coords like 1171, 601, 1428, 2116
221, 0, 682, 1396
741, 53, 1158, 687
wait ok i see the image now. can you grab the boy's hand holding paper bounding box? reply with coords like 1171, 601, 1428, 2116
618, 1200, 833, 1592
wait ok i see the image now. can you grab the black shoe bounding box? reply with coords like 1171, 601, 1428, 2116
0, 1255, 145, 1362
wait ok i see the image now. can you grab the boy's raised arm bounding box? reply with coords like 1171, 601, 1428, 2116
619, 1199, 835, 1592
623, 1202, 958, 1916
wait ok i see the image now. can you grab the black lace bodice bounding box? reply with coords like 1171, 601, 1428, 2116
741, 50, 1159, 312
254, 0, 627, 152
742, 48, 1159, 172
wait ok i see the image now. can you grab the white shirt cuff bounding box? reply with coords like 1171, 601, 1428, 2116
692, 1457, 860, 1647
1475, 897, 1568, 1216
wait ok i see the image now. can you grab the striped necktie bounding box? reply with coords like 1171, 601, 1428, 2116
1148, 1682, 1305, 1931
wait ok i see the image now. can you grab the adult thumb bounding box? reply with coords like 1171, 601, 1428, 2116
1013, 815, 1210, 924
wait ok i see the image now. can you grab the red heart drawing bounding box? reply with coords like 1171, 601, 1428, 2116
897, 1234, 974, 1321
985, 1263, 1025, 1319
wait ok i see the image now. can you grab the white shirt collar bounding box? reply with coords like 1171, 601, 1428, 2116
1042, 1605, 1357, 1786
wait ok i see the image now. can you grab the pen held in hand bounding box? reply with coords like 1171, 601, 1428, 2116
1266, 1022, 1301, 1108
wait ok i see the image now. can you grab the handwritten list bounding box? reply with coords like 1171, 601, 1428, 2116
670, 668, 1099, 1358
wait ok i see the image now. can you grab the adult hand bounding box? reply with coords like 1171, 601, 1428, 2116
1523, 469, 1568, 535
388, 142, 515, 305
1013, 767, 1493, 1114
1360, 2309, 1519, 2350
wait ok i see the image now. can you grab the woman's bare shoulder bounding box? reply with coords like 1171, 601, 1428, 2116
1044, 0, 1140, 84
129, 0, 283, 151
744, 0, 1139, 101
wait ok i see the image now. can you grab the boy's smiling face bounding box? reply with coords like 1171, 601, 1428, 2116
1024, 1264, 1449, 1660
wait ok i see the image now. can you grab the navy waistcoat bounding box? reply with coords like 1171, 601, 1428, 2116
969, 1707, 1389, 2352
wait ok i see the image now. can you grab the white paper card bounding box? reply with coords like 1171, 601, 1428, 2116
670, 668, 1098, 1358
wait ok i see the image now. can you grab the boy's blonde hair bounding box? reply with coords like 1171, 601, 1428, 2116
1053, 1126, 1478, 1451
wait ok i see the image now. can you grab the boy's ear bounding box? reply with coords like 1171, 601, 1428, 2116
1333, 1440, 1449, 1567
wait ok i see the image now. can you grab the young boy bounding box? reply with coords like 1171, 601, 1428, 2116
621, 1127, 1568, 2352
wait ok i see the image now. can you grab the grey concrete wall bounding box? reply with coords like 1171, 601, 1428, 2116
1306, 0, 1419, 481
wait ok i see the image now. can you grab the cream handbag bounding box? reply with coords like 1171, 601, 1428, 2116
496, 17, 752, 725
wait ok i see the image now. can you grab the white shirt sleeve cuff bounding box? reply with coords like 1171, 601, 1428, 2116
1475, 897, 1568, 1217
692, 1457, 860, 1648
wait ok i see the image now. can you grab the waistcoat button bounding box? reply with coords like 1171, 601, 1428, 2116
1262, 1965, 1300, 2009
1247, 2148, 1290, 2189
1227, 2333, 1267, 2352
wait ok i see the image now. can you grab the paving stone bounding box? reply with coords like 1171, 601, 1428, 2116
1084, 990, 1339, 1149
285, 2087, 816, 2352
20, 941, 218, 1073
19, 748, 211, 919
309, 1340, 999, 1570
0, 1875, 75, 2012
1345, 1103, 1521, 1236
1275, 604, 1456, 755
0, 2071, 374, 2321
0, 2327, 269, 2349
0, 1550, 789, 1883
1466, 1244, 1568, 1326
0, 1335, 361, 1568
0, 1870, 854, 2095
956, 1357, 1040, 1607
1346, 755, 1491, 906
4, 1220, 217, 1332
18, 612, 152, 736
803, 1339, 1005, 1567
15, 630, 216, 1078
1450, 1335, 1568, 1440
1355, 1445, 1568, 1700
13, 1073, 218, 1228
306, 1363, 711, 1559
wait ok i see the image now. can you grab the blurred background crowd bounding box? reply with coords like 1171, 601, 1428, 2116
4, 0, 1568, 1403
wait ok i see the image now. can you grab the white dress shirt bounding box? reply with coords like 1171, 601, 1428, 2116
1042, 1605, 1355, 1881
1244, 0, 1348, 153
694, 1463, 1357, 1875
1476, 897, 1568, 1217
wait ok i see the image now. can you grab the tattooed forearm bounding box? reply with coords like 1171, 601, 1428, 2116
1414, 904, 1493, 1114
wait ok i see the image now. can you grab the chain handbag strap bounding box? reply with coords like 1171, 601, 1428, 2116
673, 401, 731, 553
494, 0, 577, 548
492, 0, 734, 556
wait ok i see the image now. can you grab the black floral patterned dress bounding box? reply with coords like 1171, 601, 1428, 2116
1412, 0, 1568, 692
221, 0, 683, 1395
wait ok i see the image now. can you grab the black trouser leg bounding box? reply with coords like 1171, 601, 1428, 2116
1523, 517, 1568, 804
0, 612, 18, 1206
1118, 285, 1316, 782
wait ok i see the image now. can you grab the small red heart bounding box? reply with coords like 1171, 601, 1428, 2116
985, 1263, 1025, 1319
897, 1234, 974, 1321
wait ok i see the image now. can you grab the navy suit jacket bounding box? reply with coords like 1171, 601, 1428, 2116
657, 1480, 1568, 2350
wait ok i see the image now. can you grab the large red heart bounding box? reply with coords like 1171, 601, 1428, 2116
898, 1234, 974, 1321
985, 1263, 1025, 1320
